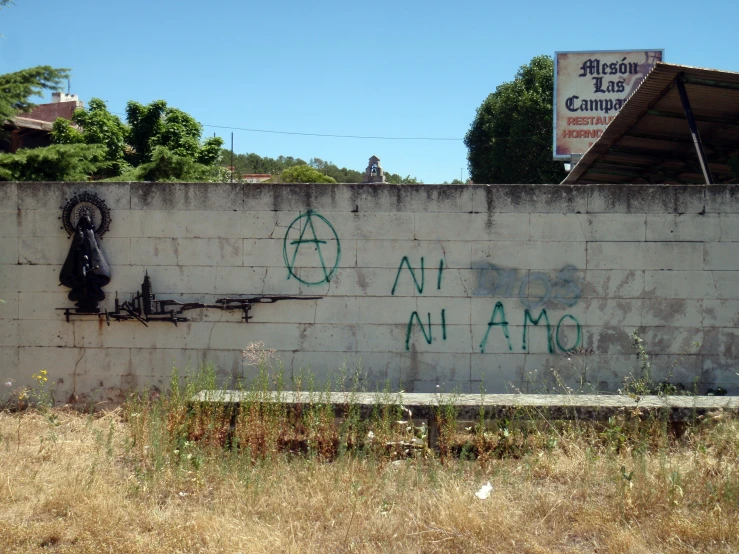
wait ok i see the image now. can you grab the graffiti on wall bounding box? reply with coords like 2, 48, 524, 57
391, 256, 447, 295
283, 210, 341, 285
471, 261, 583, 354
394, 257, 583, 354
471, 262, 582, 309
404, 310, 447, 351
278, 215, 584, 356
477, 302, 581, 354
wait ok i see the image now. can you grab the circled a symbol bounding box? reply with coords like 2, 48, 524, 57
283, 210, 341, 285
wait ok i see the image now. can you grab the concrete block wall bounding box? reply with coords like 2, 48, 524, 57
1, 182, 737, 403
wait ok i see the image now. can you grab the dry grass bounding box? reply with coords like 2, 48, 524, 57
1, 404, 738, 554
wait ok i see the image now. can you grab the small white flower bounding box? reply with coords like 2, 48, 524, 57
367, 431, 375, 440
179, 491, 188, 497
4, 381, 12, 387
475, 482, 493, 500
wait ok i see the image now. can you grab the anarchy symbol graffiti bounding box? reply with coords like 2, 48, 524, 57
282, 210, 341, 285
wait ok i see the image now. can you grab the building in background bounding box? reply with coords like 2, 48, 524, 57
241, 173, 272, 183
363, 155, 386, 183
1, 92, 83, 153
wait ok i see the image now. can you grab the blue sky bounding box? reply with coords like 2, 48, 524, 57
2, 0, 739, 183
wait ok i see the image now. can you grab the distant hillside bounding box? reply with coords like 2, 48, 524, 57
220, 150, 421, 184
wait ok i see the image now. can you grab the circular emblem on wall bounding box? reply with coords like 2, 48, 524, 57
283, 210, 341, 285
60, 192, 112, 237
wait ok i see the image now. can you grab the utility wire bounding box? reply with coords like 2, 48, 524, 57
110, 111, 535, 142
201, 124, 536, 142
201, 123, 462, 141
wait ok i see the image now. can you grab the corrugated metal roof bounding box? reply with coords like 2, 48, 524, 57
562, 63, 739, 184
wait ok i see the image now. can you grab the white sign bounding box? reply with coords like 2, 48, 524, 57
553, 49, 663, 160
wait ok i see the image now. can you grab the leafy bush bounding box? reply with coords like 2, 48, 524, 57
131, 146, 228, 182
0, 143, 104, 181
277, 165, 337, 184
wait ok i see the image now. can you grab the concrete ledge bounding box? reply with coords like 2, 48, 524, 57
193, 391, 739, 421
193, 391, 739, 448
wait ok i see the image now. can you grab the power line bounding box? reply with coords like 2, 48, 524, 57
202, 123, 462, 141
109, 112, 458, 140
201, 124, 537, 142
110, 111, 536, 142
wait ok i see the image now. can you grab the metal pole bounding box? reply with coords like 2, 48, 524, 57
230, 132, 234, 183
676, 75, 714, 185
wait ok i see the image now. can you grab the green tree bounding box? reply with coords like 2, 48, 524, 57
47, 98, 222, 181
385, 173, 422, 184
278, 165, 336, 183
223, 151, 420, 183
0, 143, 104, 181
125, 100, 223, 167
0, 66, 70, 124
50, 118, 83, 144
464, 55, 565, 184
131, 145, 228, 182
125, 99, 166, 165
52, 98, 130, 177
235, 151, 289, 174
196, 135, 223, 166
